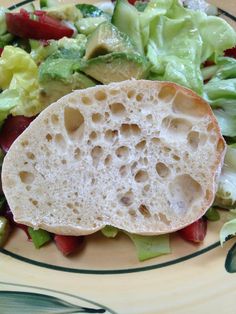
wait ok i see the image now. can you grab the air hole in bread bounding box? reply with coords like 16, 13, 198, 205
135, 170, 149, 183
161, 116, 192, 138
119, 165, 128, 177
19, 171, 35, 184
109, 89, 119, 96
74, 148, 81, 160
163, 146, 171, 153
55, 134, 66, 148
151, 137, 160, 145
119, 190, 134, 206
207, 122, 214, 132
131, 162, 138, 175
156, 162, 170, 178
61, 159, 67, 165
73, 208, 79, 215
144, 184, 150, 192
187, 131, 200, 150
105, 129, 118, 142
104, 154, 112, 166
67, 203, 73, 209
26, 185, 31, 191
136, 93, 144, 101
205, 189, 211, 201
169, 174, 203, 214
115, 146, 129, 159
26, 152, 35, 160
46, 134, 52, 142
127, 90, 135, 99
89, 131, 98, 141
128, 209, 136, 216
105, 112, 110, 120
135, 140, 146, 151
21, 140, 29, 147
109, 102, 126, 117
92, 113, 102, 123
172, 154, 180, 161
51, 114, 59, 125
139, 157, 148, 166
120, 124, 141, 137
158, 85, 176, 102
138, 204, 151, 217
91, 146, 103, 166
81, 96, 92, 105
172, 92, 207, 117
64, 106, 84, 137
94, 90, 107, 101
159, 213, 171, 225
146, 114, 153, 121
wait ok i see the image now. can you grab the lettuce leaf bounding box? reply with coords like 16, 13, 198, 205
0, 46, 44, 118
101, 226, 170, 261
144, 0, 236, 94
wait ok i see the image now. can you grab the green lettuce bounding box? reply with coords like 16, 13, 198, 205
0, 46, 43, 119
204, 57, 236, 137
101, 226, 170, 261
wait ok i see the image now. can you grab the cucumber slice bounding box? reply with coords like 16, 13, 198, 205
225, 243, 236, 273
76, 4, 104, 18
112, 0, 144, 54
76, 16, 108, 36
40, 0, 59, 9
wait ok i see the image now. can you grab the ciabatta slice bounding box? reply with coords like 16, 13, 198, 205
2, 80, 226, 235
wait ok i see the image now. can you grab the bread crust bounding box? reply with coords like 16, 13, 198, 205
2, 80, 226, 235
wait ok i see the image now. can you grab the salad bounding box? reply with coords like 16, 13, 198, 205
0, 0, 236, 268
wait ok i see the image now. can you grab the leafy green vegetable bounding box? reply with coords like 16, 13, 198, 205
215, 145, 236, 209
0, 46, 43, 119
145, 0, 236, 94
204, 207, 220, 221
126, 233, 170, 261
101, 226, 119, 238
28, 227, 51, 249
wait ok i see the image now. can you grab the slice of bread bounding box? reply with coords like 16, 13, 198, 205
2, 80, 226, 235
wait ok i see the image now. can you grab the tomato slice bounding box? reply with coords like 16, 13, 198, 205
6, 9, 73, 40
178, 218, 207, 243
0, 115, 35, 153
54, 235, 84, 256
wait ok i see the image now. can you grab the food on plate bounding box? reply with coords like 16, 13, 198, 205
0, 0, 235, 261
2, 80, 226, 236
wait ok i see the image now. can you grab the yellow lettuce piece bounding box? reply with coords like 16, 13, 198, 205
0, 46, 44, 117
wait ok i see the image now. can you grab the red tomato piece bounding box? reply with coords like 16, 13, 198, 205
6, 9, 73, 40
0, 48, 3, 56
128, 0, 136, 4
178, 218, 207, 243
0, 115, 35, 152
224, 47, 236, 59
54, 235, 84, 256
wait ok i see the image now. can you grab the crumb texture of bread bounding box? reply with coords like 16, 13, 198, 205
2, 80, 226, 235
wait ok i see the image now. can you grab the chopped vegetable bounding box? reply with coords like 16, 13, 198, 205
54, 235, 84, 255
101, 226, 119, 238
28, 227, 51, 249
204, 207, 220, 221
0, 216, 10, 247
126, 233, 171, 261
178, 218, 207, 243
0, 115, 34, 152
6, 9, 73, 40
220, 209, 236, 245
76, 4, 104, 18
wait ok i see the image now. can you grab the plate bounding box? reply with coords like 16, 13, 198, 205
1, 1, 236, 313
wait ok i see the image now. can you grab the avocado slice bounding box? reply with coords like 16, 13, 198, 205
80, 52, 150, 84
39, 58, 96, 105
84, 21, 136, 60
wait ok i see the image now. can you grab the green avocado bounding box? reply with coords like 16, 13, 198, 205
84, 21, 136, 59
39, 58, 96, 105
80, 52, 150, 84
